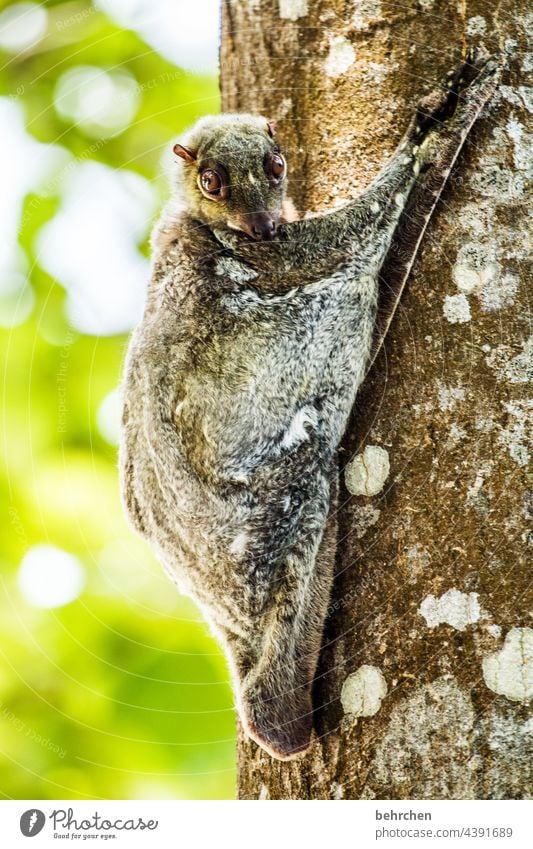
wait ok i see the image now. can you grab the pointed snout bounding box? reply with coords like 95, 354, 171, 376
239, 212, 278, 241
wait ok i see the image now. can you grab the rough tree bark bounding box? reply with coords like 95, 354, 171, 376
220, 1, 531, 799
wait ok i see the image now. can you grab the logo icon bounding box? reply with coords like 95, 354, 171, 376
20, 810, 46, 837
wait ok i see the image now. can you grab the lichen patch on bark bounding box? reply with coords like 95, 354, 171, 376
324, 37, 356, 78
443, 293, 471, 323
418, 589, 482, 631
341, 665, 388, 717
278, 0, 308, 21
482, 628, 533, 703
362, 679, 477, 799
345, 445, 390, 496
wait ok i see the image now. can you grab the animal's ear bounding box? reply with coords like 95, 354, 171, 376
266, 120, 277, 138
173, 143, 197, 163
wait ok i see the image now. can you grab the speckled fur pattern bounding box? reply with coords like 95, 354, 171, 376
119, 52, 501, 759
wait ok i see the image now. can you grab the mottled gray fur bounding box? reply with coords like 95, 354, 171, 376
120, 53, 501, 759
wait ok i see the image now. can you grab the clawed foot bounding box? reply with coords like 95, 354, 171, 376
412, 47, 503, 141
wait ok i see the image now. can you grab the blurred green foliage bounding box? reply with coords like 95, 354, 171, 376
0, 1, 236, 799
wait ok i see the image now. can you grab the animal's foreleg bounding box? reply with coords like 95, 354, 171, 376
369, 49, 503, 368
278, 50, 502, 276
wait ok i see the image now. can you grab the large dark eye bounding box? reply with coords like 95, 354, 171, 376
200, 169, 222, 195
198, 166, 229, 201
272, 154, 285, 178
268, 152, 286, 183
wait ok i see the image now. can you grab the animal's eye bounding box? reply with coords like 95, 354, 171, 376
200, 169, 222, 194
198, 166, 230, 201
267, 152, 286, 183
272, 154, 285, 177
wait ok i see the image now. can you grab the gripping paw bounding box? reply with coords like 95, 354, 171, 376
412, 47, 503, 141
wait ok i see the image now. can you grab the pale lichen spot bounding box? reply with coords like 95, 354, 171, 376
447, 423, 467, 447
518, 86, 533, 113
418, 588, 481, 631
498, 399, 532, 467
278, 0, 308, 20
504, 37, 518, 56
475, 415, 495, 434
405, 543, 431, 581
324, 36, 356, 77
362, 61, 390, 85
412, 400, 433, 418
247, 171, 257, 186
371, 201, 380, 213
352, 504, 381, 538
437, 383, 465, 412
413, 160, 421, 176
345, 445, 390, 497
451, 234, 522, 313
353, 0, 382, 31
258, 783, 269, 799
363, 678, 476, 797
521, 52, 533, 74
505, 117, 531, 171
466, 15, 487, 36
452, 241, 499, 296
457, 202, 487, 236
394, 192, 405, 207
470, 162, 523, 201
330, 781, 344, 799
482, 628, 533, 703
481, 272, 520, 313
466, 462, 493, 510
485, 337, 533, 384
341, 665, 387, 717
498, 85, 524, 109
443, 293, 471, 324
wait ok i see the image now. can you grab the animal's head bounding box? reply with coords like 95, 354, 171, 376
172, 114, 287, 241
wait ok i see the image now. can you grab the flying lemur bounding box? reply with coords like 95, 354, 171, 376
120, 51, 501, 760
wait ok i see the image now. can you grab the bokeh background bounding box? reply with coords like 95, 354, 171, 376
0, 0, 237, 800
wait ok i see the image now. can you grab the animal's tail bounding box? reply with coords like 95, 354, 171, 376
229, 474, 339, 760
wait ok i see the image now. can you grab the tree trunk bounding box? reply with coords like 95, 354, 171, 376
220, 0, 531, 800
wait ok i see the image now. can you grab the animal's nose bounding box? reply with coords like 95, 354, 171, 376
251, 216, 277, 241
